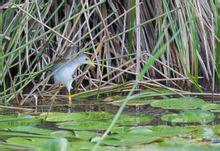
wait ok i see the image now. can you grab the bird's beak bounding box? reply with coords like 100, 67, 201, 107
88, 59, 95, 67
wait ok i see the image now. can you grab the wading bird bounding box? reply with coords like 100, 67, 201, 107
53, 54, 94, 105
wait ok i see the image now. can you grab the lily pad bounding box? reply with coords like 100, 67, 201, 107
8, 126, 53, 135
42, 112, 113, 122
57, 120, 111, 131
57, 113, 152, 131
129, 125, 196, 137
150, 97, 207, 110
102, 134, 162, 147
0, 114, 43, 129
100, 125, 195, 147
50, 130, 76, 138
116, 114, 152, 125
7, 137, 66, 151
75, 131, 100, 140
161, 110, 215, 124
110, 99, 155, 106
68, 140, 96, 150
202, 104, 220, 113
131, 137, 220, 151
68, 140, 119, 151
106, 88, 172, 106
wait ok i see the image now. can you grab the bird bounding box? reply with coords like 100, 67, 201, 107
52, 54, 94, 105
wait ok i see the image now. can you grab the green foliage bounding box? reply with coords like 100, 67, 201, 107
202, 103, 220, 112
129, 125, 195, 137
58, 120, 112, 131
161, 110, 215, 124
43, 112, 152, 127
43, 112, 113, 122
1, 0, 218, 150
0, 114, 43, 129
150, 97, 207, 110
1, 0, 217, 104
0, 111, 219, 150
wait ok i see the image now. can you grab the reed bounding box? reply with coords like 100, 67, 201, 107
1, 1, 217, 104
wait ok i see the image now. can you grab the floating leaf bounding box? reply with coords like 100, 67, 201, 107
129, 125, 196, 137
42, 112, 113, 122
44, 138, 68, 151
68, 140, 105, 150
116, 114, 152, 125
131, 137, 220, 151
50, 130, 76, 138
161, 110, 215, 123
150, 97, 207, 110
8, 126, 52, 135
7, 137, 50, 150
44, 112, 152, 128
58, 114, 152, 131
0, 114, 43, 129
69, 140, 123, 151
107, 88, 172, 106
57, 120, 111, 131
202, 104, 220, 113
75, 131, 100, 140
103, 134, 162, 147
110, 99, 155, 106
101, 125, 195, 147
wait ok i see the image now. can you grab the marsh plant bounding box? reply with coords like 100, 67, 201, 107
1, 0, 219, 104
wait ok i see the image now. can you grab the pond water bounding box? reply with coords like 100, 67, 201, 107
1, 95, 220, 151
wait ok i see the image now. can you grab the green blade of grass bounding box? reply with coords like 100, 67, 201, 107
92, 26, 181, 150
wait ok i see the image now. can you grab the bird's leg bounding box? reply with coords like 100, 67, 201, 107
68, 91, 72, 105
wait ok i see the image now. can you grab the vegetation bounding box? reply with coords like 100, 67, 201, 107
1, 0, 218, 103
0, 0, 219, 150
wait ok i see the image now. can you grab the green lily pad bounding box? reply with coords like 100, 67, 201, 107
150, 97, 207, 110
68, 140, 96, 150
161, 110, 215, 123
129, 125, 196, 137
116, 114, 152, 125
0, 143, 31, 151
0, 114, 43, 129
57, 114, 152, 131
106, 88, 172, 106
50, 130, 76, 138
202, 104, 220, 113
57, 120, 111, 131
7, 137, 67, 151
68, 140, 118, 151
42, 112, 113, 122
131, 137, 220, 151
110, 99, 155, 106
7, 126, 53, 135
75, 131, 100, 140
100, 125, 195, 147
102, 134, 162, 147
45, 111, 152, 128
7, 137, 102, 151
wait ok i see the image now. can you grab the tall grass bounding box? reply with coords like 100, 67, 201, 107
1, 1, 218, 150
216, 0, 220, 89
1, 1, 217, 104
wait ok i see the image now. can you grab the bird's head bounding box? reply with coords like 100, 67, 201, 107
77, 54, 95, 67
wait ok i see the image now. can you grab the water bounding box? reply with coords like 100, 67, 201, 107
0, 96, 220, 151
